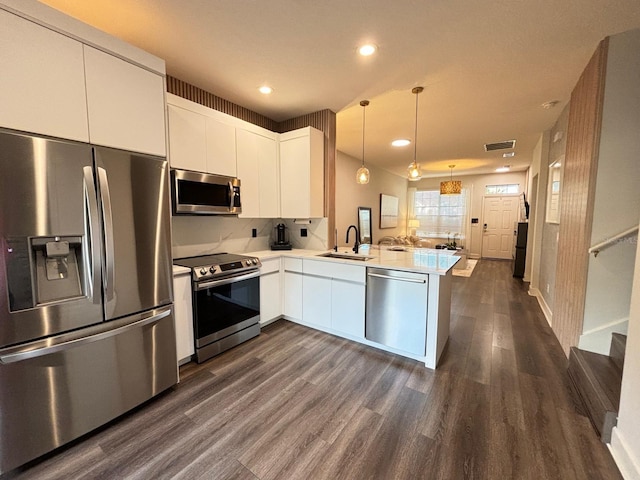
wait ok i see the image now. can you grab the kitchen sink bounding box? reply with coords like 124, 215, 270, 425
317, 251, 375, 261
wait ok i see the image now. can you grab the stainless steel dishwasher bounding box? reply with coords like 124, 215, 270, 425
365, 267, 429, 356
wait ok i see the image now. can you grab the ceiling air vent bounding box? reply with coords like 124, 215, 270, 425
484, 140, 516, 152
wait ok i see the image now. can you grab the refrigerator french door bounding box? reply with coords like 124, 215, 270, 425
0, 129, 177, 475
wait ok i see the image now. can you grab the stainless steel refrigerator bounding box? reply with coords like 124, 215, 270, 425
0, 129, 177, 474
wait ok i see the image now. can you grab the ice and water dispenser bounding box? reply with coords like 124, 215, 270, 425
6, 235, 86, 312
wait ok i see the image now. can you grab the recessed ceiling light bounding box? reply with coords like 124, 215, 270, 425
503, 152, 515, 158
495, 166, 511, 173
258, 86, 273, 94
358, 44, 377, 56
391, 139, 411, 147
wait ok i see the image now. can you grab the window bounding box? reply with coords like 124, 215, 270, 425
413, 190, 467, 238
485, 184, 519, 195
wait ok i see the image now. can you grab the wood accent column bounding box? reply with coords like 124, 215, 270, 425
553, 38, 608, 356
279, 111, 337, 249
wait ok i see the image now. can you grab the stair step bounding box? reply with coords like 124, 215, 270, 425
609, 333, 627, 371
568, 347, 622, 443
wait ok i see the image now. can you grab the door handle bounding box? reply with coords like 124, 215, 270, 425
0, 307, 171, 364
83, 167, 101, 304
97, 167, 115, 303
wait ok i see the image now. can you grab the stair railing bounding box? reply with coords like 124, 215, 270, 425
588, 225, 639, 257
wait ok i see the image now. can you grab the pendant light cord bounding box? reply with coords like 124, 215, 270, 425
360, 99, 369, 167
362, 103, 366, 167
413, 91, 418, 164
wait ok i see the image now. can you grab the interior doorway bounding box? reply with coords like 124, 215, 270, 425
481, 195, 520, 259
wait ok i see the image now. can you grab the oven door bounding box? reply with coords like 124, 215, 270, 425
192, 270, 260, 347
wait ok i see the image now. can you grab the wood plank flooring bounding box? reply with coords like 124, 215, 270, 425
5, 260, 622, 479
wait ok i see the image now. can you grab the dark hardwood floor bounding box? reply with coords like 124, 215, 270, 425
6, 260, 622, 479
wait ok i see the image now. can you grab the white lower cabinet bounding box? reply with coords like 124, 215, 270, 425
300, 259, 365, 338
283, 258, 303, 321
173, 272, 195, 365
331, 279, 365, 338
260, 258, 282, 324
302, 275, 332, 329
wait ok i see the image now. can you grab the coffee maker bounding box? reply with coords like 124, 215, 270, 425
271, 223, 292, 250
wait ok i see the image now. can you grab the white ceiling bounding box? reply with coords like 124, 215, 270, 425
41, 0, 640, 178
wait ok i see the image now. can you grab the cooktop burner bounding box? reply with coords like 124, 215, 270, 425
174, 253, 261, 281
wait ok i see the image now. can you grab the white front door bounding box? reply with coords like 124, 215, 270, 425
481, 195, 519, 259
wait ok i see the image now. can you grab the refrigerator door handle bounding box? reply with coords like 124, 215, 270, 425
97, 167, 115, 303
0, 307, 171, 364
83, 166, 101, 304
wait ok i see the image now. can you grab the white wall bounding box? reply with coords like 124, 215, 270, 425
526, 131, 550, 291
580, 29, 640, 354
610, 219, 640, 479
335, 150, 408, 246
410, 171, 527, 258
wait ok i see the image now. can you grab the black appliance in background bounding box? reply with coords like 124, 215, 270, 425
513, 222, 528, 278
271, 223, 292, 250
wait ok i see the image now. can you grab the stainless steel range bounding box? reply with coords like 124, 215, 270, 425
174, 253, 262, 363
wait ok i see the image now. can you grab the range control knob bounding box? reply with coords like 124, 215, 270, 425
209, 266, 216, 273
252, 259, 258, 264
245, 260, 251, 266
199, 268, 207, 276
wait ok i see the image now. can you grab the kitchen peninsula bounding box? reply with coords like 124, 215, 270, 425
250, 247, 459, 369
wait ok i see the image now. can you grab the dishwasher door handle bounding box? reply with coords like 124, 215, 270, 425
367, 272, 426, 284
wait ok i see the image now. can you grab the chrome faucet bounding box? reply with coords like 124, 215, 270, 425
346, 225, 360, 254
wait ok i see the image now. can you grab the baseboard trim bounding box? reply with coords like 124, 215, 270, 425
529, 287, 552, 326
609, 426, 640, 480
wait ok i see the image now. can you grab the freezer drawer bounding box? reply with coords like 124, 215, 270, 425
0, 306, 178, 475
365, 268, 428, 356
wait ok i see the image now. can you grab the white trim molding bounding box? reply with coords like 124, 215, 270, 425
609, 427, 640, 480
529, 287, 552, 326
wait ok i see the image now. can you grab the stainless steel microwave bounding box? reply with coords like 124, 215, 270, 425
171, 169, 241, 215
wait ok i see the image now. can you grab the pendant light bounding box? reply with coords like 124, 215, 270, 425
356, 100, 370, 184
440, 164, 462, 194
407, 86, 424, 181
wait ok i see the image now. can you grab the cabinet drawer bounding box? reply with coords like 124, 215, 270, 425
303, 259, 365, 283
260, 258, 281, 275
283, 257, 303, 273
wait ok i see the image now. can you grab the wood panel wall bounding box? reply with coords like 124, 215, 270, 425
166, 76, 279, 131
553, 38, 608, 356
166, 76, 337, 246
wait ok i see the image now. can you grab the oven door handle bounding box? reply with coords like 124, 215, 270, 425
195, 270, 261, 291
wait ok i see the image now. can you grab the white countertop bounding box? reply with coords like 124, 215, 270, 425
246, 246, 459, 276
172, 265, 191, 275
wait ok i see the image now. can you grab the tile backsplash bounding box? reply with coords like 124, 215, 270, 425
171, 216, 328, 258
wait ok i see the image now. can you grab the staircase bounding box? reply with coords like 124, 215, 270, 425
567, 333, 626, 443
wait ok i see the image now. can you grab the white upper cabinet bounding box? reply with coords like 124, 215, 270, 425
206, 117, 237, 177
167, 105, 207, 171
0, 9, 89, 141
279, 127, 324, 218
236, 129, 260, 217
167, 94, 239, 177
83, 46, 166, 156
257, 134, 279, 218
236, 129, 278, 218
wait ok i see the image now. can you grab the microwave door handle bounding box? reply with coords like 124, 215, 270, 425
83, 167, 101, 304
229, 181, 234, 210
97, 167, 115, 304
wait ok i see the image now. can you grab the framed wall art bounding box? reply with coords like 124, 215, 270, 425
380, 194, 399, 228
